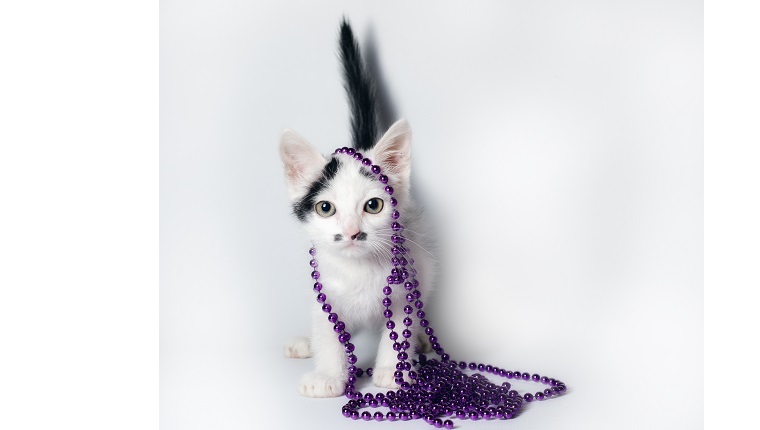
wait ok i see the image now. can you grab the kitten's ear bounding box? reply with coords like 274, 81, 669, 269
279, 129, 327, 199
372, 119, 412, 185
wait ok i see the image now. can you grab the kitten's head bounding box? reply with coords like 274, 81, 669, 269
279, 119, 412, 259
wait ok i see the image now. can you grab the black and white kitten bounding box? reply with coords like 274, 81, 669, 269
278, 21, 434, 398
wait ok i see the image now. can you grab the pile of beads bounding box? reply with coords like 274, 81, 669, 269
305, 147, 567, 427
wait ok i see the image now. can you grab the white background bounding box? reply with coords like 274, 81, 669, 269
160, 1, 702, 429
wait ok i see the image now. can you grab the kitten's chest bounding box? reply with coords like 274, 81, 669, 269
317, 257, 388, 323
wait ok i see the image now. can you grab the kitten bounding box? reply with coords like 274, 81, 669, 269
278, 20, 435, 398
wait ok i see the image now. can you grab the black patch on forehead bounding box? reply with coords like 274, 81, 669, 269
292, 157, 341, 222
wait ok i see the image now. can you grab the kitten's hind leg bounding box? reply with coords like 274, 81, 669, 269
284, 336, 312, 358
417, 331, 432, 353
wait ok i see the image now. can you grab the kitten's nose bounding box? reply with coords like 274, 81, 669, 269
348, 230, 360, 240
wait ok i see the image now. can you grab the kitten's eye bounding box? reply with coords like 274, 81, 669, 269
315, 201, 336, 217
364, 197, 384, 214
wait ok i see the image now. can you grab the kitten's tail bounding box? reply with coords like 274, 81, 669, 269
339, 18, 378, 151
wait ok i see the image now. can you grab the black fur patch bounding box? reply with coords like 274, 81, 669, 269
292, 157, 341, 222
355, 232, 368, 241
334, 234, 343, 241
359, 168, 375, 180
340, 19, 378, 151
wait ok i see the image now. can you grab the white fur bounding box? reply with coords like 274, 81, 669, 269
279, 119, 436, 397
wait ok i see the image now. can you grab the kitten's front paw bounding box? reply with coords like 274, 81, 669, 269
372, 367, 402, 389
299, 372, 346, 398
284, 336, 312, 358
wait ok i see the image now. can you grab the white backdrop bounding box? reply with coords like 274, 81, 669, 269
160, 1, 702, 429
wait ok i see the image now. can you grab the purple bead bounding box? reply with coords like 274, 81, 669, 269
333, 321, 345, 332
382, 297, 392, 306
392, 222, 403, 231
346, 148, 355, 155
387, 412, 396, 421
535, 392, 545, 401
389, 331, 398, 340
390, 197, 397, 206
417, 310, 425, 319
532, 373, 541, 381
383, 286, 392, 296
541, 376, 549, 384
386, 320, 395, 329
350, 411, 359, 420
348, 354, 357, 364
311, 270, 320, 279
433, 418, 443, 428
309, 259, 317, 267
362, 158, 372, 166
328, 312, 338, 323
312, 282, 322, 292
385, 186, 394, 195
321, 304, 331, 313
345, 343, 355, 352
383, 309, 393, 318
379, 174, 388, 183
338, 332, 351, 342
524, 393, 534, 402
353, 152, 363, 160
309, 247, 316, 255
374, 412, 383, 421
361, 411, 371, 421
444, 419, 454, 429
316, 293, 326, 303
371, 165, 381, 174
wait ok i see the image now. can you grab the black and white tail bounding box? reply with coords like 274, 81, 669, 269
339, 19, 378, 151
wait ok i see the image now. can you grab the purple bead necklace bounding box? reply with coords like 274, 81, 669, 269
306, 146, 567, 428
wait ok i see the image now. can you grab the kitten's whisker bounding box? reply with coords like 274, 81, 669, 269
374, 234, 439, 264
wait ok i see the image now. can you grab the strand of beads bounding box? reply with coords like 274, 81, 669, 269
303, 147, 566, 427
